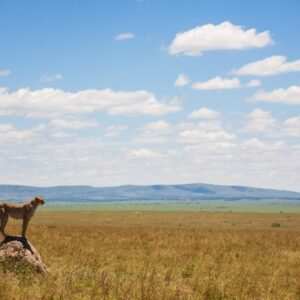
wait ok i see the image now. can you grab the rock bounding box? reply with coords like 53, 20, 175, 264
0, 236, 49, 274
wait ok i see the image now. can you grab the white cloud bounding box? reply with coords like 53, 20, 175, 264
174, 73, 190, 87
50, 131, 76, 139
192, 77, 261, 90
241, 138, 268, 150
245, 79, 261, 87
50, 117, 99, 129
40, 74, 63, 82
179, 129, 234, 143
241, 138, 284, 151
243, 109, 278, 135
105, 125, 128, 137
169, 21, 272, 56
232, 56, 300, 76
282, 117, 300, 137
143, 120, 172, 135
178, 121, 235, 144
0, 69, 11, 76
242, 109, 300, 138
248, 86, 300, 105
192, 77, 241, 90
248, 108, 273, 119
114, 32, 135, 41
136, 120, 173, 144
0, 123, 33, 142
0, 118, 299, 191
188, 108, 219, 119
0, 87, 181, 118
129, 148, 161, 159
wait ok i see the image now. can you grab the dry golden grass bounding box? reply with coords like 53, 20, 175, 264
1, 211, 300, 299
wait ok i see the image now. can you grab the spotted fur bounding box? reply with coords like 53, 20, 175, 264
0, 196, 45, 237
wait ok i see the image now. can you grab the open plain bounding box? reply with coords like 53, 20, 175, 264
1, 210, 300, 299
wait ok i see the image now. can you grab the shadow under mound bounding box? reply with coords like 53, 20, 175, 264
0, 235, 49, 274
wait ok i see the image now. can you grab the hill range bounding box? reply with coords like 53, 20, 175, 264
0, 183, 299, 201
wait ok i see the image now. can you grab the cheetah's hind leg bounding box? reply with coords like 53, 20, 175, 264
0, 209, 8, 237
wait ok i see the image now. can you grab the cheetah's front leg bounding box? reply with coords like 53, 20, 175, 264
22, 214, 30, 238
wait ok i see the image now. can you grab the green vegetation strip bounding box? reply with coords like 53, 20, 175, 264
40, 200, 300, 213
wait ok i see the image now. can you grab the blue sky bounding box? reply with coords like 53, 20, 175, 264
0, 0, 299, 191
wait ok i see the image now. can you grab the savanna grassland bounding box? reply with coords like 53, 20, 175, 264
1, 210, 300, 299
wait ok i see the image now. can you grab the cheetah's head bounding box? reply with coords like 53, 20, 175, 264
34, 196, 45, 205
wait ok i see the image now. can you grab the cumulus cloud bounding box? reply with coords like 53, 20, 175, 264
105, 125, 128, 137
242, 109, 278, 135
50, 131, 76, 139
232, 56, 300, 76
143, 120, 172, 135
114, 32, 135, 41
169, 21, 272, 56
129, 148, 161, 159
282, 117, 300, 137
192, 77, 241, 90
50, 117, 99, 129
0, 123, 33, 142
0, 69, 11, 76
245, 79, 261, 87
242, 109, 300, 138
178, 121, 235, 144
241, 138, 284, 151
174, 73, 190, 87
40, 74, 63, 82
0, 87, 181, 118
247, 86, 300, 105
0, 118, 299, 191
192, 77, 261, 90
136, 120, 173, 144
188, 108, 220, 119
179, 128, 234, 144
